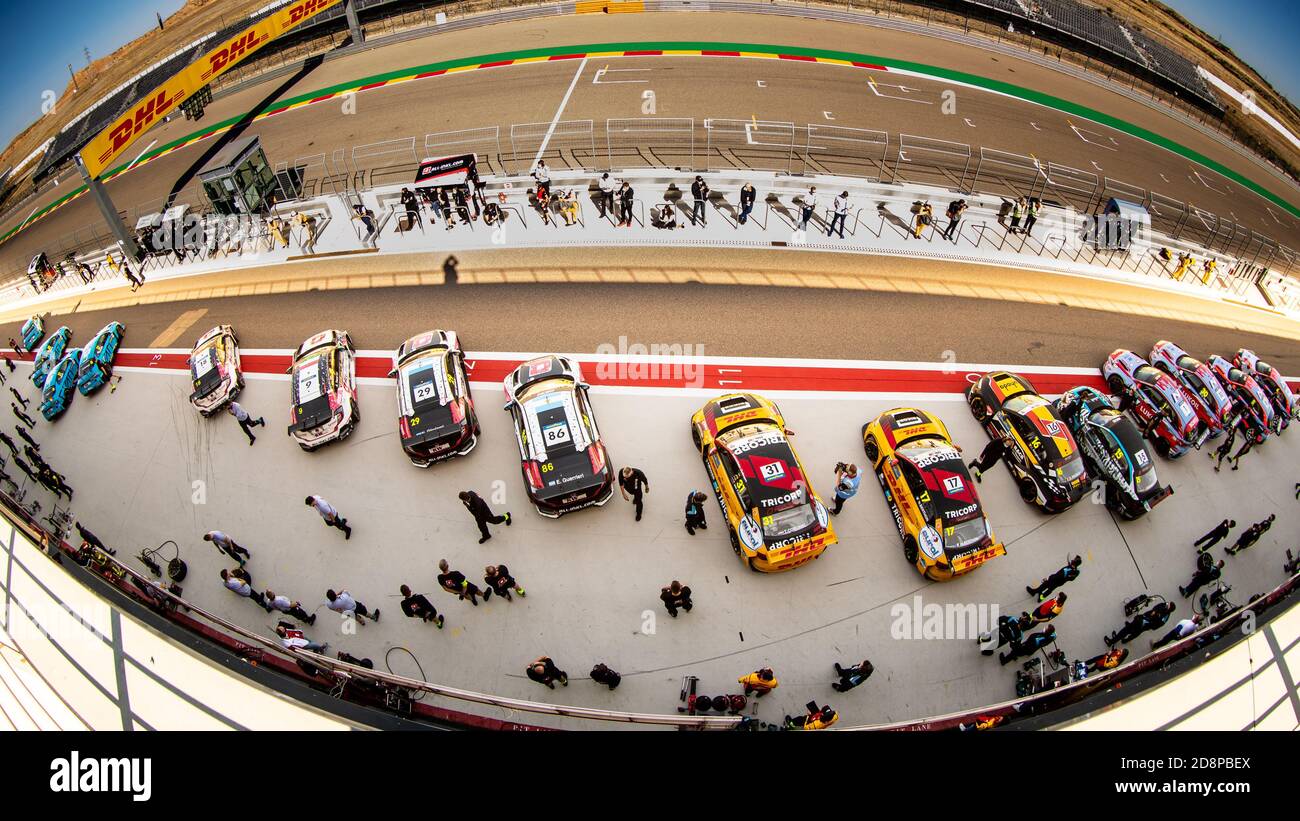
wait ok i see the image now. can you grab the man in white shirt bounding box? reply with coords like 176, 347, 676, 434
325, 588, 379, 624
1151, 614, 1202, 650
203, 530, 250, 565
221, 568, 269, 610
228, 401, 265, 445
266, 589, 316, 624
532, 160, 551, 198
305, 495, 351, 539
800, 186, 817, 230
597, 173, 615, 220
828, 191, 849, 239
276, 623, 327, 653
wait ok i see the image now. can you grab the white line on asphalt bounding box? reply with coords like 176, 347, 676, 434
592, 66, 650, 84
824, 111, 835, 120
1069, 123, 1118, 151
533, 57, 588, 168
756, 80, 766, 88
125, 140, 157, 172
867, 78, 932, 104
964, 118, 976, 128
1030, 122, 1040, 131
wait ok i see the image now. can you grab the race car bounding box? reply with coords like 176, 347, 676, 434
76, 321, 125, 395
390, 330, 479, 467
690, 393, 836, 572
861, 408, 1005, 580
504, 355, 613, 517
1056, 387, 1172, 520
189, 325, 244, 416
287, 329, 360, 451
965, 371, 1089, 513
1150, 340, 1236, 438
20, 316, 43, 351
1101, 349, 1208, 458
31, 326, 72, 390
1206, 354, 1275, 441
39, 349, 83, 421
1235, 348, 1295, 430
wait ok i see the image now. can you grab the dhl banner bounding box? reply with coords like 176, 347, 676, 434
80, 0, 342, 178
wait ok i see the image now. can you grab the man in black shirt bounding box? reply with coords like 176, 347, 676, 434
684, 491, 708, 535
458, 490, 511, 544
1025, 555, 1083, 601
1195, 518, 1235, 553
437, 558, 483, 605
12, 402, 35, 428
75, 522, 114, 556
10, 387, 28, 409
1180, 559, 1224, 597
618, 182, 635, 227
738, 183, 757, 225
0, 430, 18, 457
399, 584, 444, 627
1106, 602, 1174, 646
660, 580, 693, 617
690, 176, 709, 226
968, 436, 1009, 482
619, 466, 649, 521
14, 425, 38, 451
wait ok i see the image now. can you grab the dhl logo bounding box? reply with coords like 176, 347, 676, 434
99, 87, 186, 166
203, 30, 271, 80
287, 0, 335, 24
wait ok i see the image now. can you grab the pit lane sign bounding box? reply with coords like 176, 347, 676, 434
80, 0, 342, 178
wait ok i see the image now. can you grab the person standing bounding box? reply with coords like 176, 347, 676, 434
684, 491, 708, 535
590, 663, 621, 690
75, 522, 114, 555
1195, 519, 1236, 553
977, 613, 1026, 656
458, 490, 511, 544
437, 558, 484, 605
14, 425, 38, 451
1023, 592, 1067, 626
739, 667, 778, 697
1026, 555, 1083, 601
799, 186, 817, 231
399, 187, 421, 229
399, 584, 444, 627
352, 205, 378, 247
828, 191, 849, 239
830, 463, 860, 515
738, 182, 757, 225
532, 160, 551, 199
325, 589, 380, 624
305, 495, 352, 539
942, 199, 967, 241
203, 530, 250, 565
597, 173, 616, 219
1009, 196, 1025, 233
618, 181, 635, 227
831, 659, 874, 692
265, 590, 316, 625
1225, 520, 1266, 557
12, 402, 35, 428
619, 466, 650, 521
221, 568, 269, 610
0, 430, 18, 457
10, 388, 28, 409
968, 436, 1010, 482
1180, 559, 1224, 597
483, 565, 526, 601
660, 580, 693, 617
999, 625, 1055, 665
690, 176, 709, 226
526, 656, 568, 689
1024, 197, 1040, 236
1151, 614, 1201, 649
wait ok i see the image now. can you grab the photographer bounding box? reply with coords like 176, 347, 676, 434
830, 462, 860, 516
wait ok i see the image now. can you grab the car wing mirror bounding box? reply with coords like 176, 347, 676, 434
387, 368, 397, 378
284, 366, 294, 375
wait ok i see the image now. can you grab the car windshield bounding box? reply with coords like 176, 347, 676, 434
1176, 355, 1202, 372
946, 517, 988, 552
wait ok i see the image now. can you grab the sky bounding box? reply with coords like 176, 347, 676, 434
0, 0, 1296, 159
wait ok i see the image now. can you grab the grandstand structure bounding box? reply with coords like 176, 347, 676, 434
963, 0, 1221, 110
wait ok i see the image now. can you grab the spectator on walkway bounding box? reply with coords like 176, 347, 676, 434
265, 590, 316, 625
999, 625, 1055, 665
305, 495, 352, 539
12, 403, 35, 428
527, 656, 568, 689
967, 436, 1009, 482
532, 160, 551, 199
437, 188, 457, 228
1151, 614, 1201, 649
618, 181, 635, 227
484, 565, 525, 601
654, 202, 680, 230
660, 580, 693, 617
738, 182, 757, 225
597, 173, 616, 219
590, 663, 621, 690
437, 558, 484, 605
912, 200, 933, 238
619, 466, 650, 521
483, 192, 506, 226
75, 522, 114, 555
832, 659, 874, 692
1195, 519, 1236, 553
739, 667, 778, 697
690, 176, 710, 226
454, 186, 472, 224
534, 187, 553, 226
1084, 647, 1128, 674
942, 198, 967, 241
828, 191, 849, 238
557, 189, 579, 226
799, 186, 817, 230
459, 490, 511, 544
204, 530, 250, 565
227, 401, 265, 445
830, 462, 860, 515
470, 168, 487, 216
294, 212, 318, 253
221, 568, 269, 610
1023, 592, 1067, 626
684, 491, 709, 535
399, 584, 444, 627
399, 188, 420, 230
1105, 602, 1174, 646
1024, 197, 1041, 236
276, 623, 328, 653
785, 703, 837, 730
326, 588, 380, 624
1180, 559, 1224, 597
352, 204, 378, 247
1026, 555, 1083, 601
1009, 196, 1025, 233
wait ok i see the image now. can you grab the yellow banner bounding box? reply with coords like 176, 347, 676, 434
81, 0, 342, 178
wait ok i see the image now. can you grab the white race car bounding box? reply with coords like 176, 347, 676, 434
287, 329, 359, 451
189, 325, 244, 416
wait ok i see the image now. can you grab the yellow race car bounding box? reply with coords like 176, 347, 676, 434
690, 393, 837, 572
862, 408, 1005, 581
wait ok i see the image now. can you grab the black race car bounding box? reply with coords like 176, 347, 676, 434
389, 330, 479, 467
1057, 387, 1172, 520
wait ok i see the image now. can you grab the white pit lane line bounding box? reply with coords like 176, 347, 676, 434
867, 78, 932, 105
1068, 121, 1119, 151
1193, 169, 1230, 196
592, 66, 650, 84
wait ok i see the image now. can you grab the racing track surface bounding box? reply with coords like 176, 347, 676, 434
4, 343, 1295, 730
3, 12, 1299, 278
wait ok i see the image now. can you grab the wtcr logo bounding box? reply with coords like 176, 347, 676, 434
50, 751, 151, 802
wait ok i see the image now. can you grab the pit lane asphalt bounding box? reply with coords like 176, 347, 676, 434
3, 11, 1298, 280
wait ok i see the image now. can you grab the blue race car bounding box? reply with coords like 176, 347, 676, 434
40, 349, 83, 420
20, 316, 44, 351
77, 321, 125, 395
31, 326, 72, 390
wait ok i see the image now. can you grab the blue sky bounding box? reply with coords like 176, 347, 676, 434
0, 0, 1296, 157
